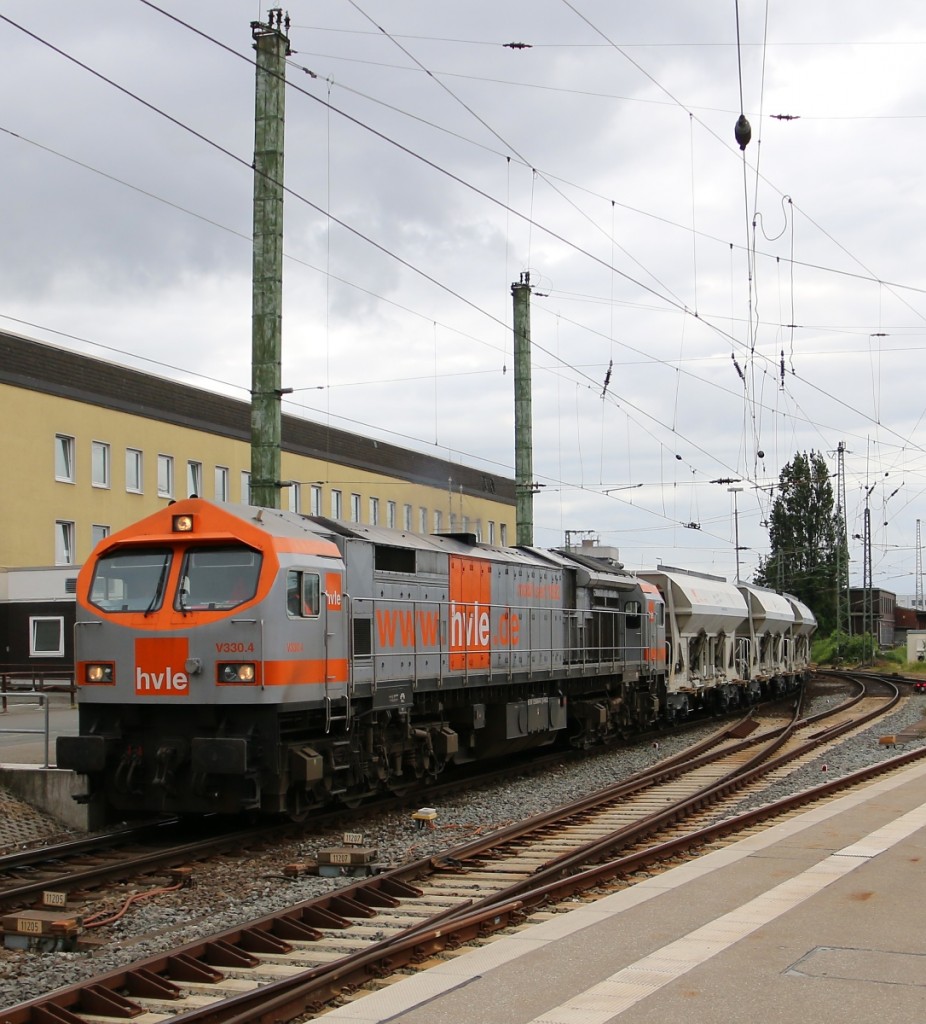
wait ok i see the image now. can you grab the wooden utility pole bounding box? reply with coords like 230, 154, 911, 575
249, 10, 290, 508
512, 272, 534, 546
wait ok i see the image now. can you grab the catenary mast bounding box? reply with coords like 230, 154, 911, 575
249, 10, 290, 509
512, 273, 534, 546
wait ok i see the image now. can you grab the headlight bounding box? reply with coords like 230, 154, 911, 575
172, 513, 194, 532
86, 663, 114, 684
219, 663, 256, 684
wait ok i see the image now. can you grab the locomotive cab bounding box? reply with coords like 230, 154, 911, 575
57, 499, 347, 818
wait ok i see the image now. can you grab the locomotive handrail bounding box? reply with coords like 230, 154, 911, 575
358, 596, 647, 690
357, 595, 570, 690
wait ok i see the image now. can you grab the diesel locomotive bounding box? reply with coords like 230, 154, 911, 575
56, 498, 813, 820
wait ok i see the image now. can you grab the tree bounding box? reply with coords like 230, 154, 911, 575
754, 451, 846, 634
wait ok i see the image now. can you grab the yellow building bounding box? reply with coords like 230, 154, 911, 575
0, 329, 516, 571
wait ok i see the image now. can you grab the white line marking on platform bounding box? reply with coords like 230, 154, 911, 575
528, 800, 926, 1024
318, 761, 926, 1024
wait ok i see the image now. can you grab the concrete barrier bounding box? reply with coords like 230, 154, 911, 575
0, 765, 104, 831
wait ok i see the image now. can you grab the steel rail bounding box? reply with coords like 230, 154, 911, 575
1, 675, 893, 1023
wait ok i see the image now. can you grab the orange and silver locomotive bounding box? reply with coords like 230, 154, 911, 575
57, 499, 672, 819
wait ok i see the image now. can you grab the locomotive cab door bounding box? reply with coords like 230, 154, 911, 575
321, 570, 350, 729
622, 598, 644, 669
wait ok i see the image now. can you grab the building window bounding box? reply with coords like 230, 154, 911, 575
350, 493, 361, 523
403, 504, 412, 531
488, 521, 495, 545
475, 520, 483, 542
419, 507, 427, 533
287, 482, 301, 513
91, 441, 110, 488
157, 455, 174, 498
187, 460, 203, 498
369, 497, 379, 525
240, 470, 251, 504
55, 520, 75, 565
387, 501, 396, 528
434, 510, 442, 533
310, 484, 322, 515
91, 524, 110, 548
30, 616, 64, 657
331, 489, 342, 518
55, 434, 75, 483
215, 466, 229, 501
500, 523, 508, 546
126, 448, 143, 493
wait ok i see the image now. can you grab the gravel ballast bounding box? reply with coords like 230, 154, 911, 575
0, 690, 923, 1010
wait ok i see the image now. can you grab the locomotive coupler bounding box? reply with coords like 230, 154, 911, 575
152, 743, 183, 792
114, 745, 145, 795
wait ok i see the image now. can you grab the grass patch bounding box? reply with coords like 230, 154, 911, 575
812, 631, 926, 674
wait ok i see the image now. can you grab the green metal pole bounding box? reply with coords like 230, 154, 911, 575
250, 11, 289, 509
512, 272, 534, 547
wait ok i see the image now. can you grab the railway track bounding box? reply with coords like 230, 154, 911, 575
0, 703, 782, 917
3, 672, 918, 1024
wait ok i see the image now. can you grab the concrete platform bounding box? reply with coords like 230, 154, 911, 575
0, 696, 95, 831
320, 759, 926, 1024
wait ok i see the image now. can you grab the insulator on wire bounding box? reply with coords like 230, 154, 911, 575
735, 114, 752, 150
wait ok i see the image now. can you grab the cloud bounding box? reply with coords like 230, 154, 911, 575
3, 0, 925, 598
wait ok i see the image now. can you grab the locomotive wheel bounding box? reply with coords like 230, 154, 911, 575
286, 784, 312, 823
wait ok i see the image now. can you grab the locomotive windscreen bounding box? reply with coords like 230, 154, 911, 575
89, 548, 172, 613
176, 545, 262, 611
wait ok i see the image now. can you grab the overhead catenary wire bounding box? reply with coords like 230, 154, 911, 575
1, 9, 799, 496
5, 6, 926, 581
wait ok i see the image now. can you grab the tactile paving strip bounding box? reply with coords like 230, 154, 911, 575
0, 789, 64, 851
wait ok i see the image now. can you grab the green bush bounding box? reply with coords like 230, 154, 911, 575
811, 631, 926, 674
812, 630, 877, 665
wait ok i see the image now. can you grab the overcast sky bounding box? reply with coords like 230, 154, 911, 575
3, 1, 925, 599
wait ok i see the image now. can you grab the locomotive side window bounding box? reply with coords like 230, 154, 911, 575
176, 546, 261, 611
286, 570, 320, 618
90, 549, 172, 613
624, 600, 642, 629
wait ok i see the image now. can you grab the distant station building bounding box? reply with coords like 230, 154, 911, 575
848, 586, 896, 648
0, 330, 516, 677
894, 604, 926, 647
